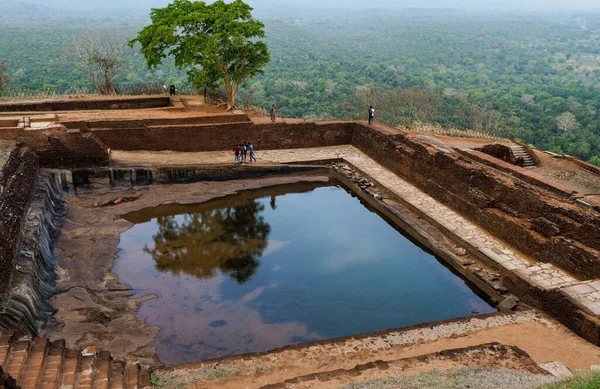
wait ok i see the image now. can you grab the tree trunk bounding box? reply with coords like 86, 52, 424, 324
226, 93, 236, 111
226, 80, 238, 111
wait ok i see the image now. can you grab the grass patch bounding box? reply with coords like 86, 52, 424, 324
343, 368, 557, 389
151, 364, 246, 389
535, 370, 600, 389
253, 363, 268, 374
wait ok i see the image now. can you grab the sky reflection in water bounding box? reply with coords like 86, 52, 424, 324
113, 184, 495, 365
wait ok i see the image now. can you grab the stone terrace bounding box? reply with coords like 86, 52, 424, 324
0, 329, 150, 389
2, 97, 600, 387
113, 145, 597, 315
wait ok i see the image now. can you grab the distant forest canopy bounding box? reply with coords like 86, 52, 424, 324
1, 6, 600, 165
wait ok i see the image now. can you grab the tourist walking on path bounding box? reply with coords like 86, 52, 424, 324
233, 144, 240, 164
368, 106, 375, 125
241, 142, 248, 164
249, 142, 257, 162
270, 104, 277, 122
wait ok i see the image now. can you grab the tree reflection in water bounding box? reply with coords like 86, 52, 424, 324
144, 199, 271, 283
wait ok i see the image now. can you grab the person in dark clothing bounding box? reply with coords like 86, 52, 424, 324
368, 106, 375, 125
233, 145, 241, 164
241, 142, 248, 164
270, 104, 277, 122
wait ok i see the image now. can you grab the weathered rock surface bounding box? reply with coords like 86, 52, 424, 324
0, 142, 38, 295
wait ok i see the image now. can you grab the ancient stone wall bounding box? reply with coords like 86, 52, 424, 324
0, 120, 19, 127
0, 129, 23, 141
0, 143, 38, 295
5, 119, 600, 282
60, 114, 251, 130
0, 97, 170, 112
17, 127, 108, 168
504, 273, 600, 345
91, 122, 355, 152
351, 125, 600, 280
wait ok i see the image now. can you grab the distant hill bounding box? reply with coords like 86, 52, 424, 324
7, 0, 168, 11
5, 0, 600, 16
0, 1, 64, 18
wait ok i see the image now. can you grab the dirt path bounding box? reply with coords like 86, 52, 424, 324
159, 311, 600, 389
109, 146, 356, 167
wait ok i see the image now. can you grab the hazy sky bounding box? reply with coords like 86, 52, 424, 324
11, 0, 600, 11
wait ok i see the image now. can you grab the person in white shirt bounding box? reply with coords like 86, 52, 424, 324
368, 106, 375, 125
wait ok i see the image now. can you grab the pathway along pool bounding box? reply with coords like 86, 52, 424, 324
114, 182, 495, 365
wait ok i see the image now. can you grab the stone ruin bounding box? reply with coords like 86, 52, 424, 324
0, 95, 599, 387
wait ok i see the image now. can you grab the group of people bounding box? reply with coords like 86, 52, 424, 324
233, 142, 257, 164
230, 104, 374, 165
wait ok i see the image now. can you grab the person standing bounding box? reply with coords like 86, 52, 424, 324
270, 104, 277, 123
368, 106, 375, 125
241, 142, 248, 164
233, 144, 240, 164
249, 142, 257, 162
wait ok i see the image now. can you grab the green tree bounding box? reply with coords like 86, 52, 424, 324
0, 61, 11, 95
130, 0, 270, 110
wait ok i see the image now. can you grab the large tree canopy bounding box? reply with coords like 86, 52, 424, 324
130, 0, 270, 110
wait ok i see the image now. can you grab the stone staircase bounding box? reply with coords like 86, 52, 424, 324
0, 330, 150, 389
508, 144, 536, 168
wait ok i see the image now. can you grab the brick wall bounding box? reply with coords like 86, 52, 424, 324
61, 114, 251, 130
0, 129, 23, 141
91, 122, 356, 152
17, 127, 108, 168
0, 97, 170, 112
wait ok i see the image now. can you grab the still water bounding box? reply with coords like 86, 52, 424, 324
113, 183, 495, 365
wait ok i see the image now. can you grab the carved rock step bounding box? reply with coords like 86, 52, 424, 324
509, 145, 536, 167
0, 330, 151, 389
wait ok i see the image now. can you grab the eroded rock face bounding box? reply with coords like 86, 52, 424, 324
0, 174, 65, 334
0, 143, 38, 295
532, 217, 561, 238
351, 125, 600, 280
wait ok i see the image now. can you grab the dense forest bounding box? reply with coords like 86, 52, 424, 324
1, 6, 600, 165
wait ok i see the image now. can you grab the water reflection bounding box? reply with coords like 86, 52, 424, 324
114, 183, 495, 365
144, 199, 270, 284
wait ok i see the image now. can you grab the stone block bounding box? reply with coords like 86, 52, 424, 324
538, 362, 573, 377
588, 280, 600, 291
532, 217, 561, 238
498, 295, 518, 311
